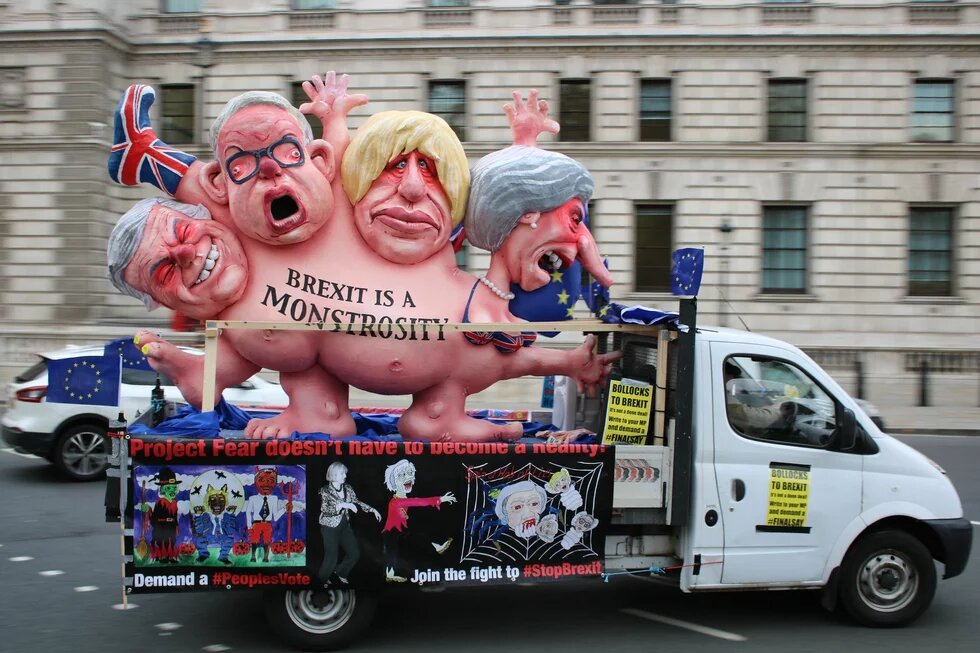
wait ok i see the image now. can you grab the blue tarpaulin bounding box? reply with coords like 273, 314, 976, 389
128, 399, 596, 444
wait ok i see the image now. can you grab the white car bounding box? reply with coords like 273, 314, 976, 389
1, 344, 288, 481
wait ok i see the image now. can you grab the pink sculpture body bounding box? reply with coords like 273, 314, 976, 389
107, 77, 616, 442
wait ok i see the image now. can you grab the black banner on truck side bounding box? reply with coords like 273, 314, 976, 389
124, 438, 614, 593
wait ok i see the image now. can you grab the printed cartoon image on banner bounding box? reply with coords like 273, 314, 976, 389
131, 464, 307, 570
123, 438, 614, 593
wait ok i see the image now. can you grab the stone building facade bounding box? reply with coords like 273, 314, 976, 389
0, 0, 978, 405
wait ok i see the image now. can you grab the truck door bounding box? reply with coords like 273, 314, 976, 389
709, 342, 863, 585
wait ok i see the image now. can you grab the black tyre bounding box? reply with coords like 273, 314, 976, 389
264, 588, 377, 651
54, 423, 109, 481
838, 529, 937, 627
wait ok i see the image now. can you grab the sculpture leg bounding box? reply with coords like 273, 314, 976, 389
108, 84, 196, 197
399, 382, 523, 443
244, 366, 356, 439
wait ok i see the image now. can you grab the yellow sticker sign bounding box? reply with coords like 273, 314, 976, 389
765, 463, 810, 528
602, 379, 653, 445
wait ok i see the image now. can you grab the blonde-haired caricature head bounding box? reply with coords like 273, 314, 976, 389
545, 468, 572, 494
342, 110, 469, 226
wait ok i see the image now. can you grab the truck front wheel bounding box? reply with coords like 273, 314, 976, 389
838, 529, 936, 627
264, 588, 376, 651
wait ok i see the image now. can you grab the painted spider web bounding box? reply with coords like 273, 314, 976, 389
459, 460, 604, 564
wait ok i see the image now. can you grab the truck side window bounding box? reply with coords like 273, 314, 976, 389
723, 355, 837, 447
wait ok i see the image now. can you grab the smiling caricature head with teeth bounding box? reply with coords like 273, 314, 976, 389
108, 197, 248, 320
342, 111, 469, 265
465, 146, 613, 293
203, 91, 336, 246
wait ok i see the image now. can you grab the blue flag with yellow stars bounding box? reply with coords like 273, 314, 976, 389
105, 336, 153, 370
671, 248, 704, 296
508, 260, 583, 330
46, 355, 121, 406
583, 258, 612, 319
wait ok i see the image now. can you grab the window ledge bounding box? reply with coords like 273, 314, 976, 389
753, 293, 817, 303
901, 295, 964, 305
623, 291, 678, 303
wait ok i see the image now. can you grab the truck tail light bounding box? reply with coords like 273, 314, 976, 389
15, 386, 47, 403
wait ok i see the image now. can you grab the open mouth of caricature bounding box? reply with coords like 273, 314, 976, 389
404, 481, 414, 492
536, 245, 574, 273
193, 244, 220, 286
265, 191, 306, 235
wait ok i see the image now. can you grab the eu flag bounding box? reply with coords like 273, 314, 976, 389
47, 355, 121, 406
508, 260, 583, 325
671, 248, 704, 297
105, 337, 153, 370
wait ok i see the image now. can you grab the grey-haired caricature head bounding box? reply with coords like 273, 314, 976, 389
494, 480, 547, 539
464, 146, 592, 253
107, 197, 247, 320
384, 459, 416, 495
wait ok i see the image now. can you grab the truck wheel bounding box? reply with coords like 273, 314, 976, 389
54, 423, 109, 481
264, 588, 376, 651
838, 529, 936, 627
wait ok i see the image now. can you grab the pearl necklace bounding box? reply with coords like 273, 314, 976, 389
479, 276, 515, 301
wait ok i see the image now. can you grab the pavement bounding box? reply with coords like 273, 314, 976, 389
877, 405, 980, 437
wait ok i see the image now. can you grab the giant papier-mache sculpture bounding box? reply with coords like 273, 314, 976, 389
106, 75, 618, 442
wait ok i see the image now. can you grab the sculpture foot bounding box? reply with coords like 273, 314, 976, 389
244, 406, 356, 439
398, 410, 524, 443
134, 330, 205, 408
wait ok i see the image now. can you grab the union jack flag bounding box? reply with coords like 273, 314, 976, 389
107, 84, 196, 197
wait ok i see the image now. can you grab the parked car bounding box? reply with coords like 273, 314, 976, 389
1, 344, 288, 481
855, 398, 886, 430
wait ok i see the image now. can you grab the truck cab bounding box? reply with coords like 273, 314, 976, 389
602, 319, 971, 627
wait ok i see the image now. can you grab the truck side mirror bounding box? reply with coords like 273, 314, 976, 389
838, 407, 857, 451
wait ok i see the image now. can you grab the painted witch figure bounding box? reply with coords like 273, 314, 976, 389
317, 461, 381, 587
138, 466, 181, 564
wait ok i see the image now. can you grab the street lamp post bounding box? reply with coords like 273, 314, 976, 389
719, 220, 733, 327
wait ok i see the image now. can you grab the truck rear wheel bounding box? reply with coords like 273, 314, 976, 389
838, 529, 936, 627
264, 588, 376, 651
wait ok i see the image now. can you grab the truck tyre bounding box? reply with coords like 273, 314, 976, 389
264, 588, 376, 651
54, 422, 109, 481
838, 529, 936, 627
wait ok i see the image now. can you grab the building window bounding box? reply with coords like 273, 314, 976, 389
160, 84, 195, 145
908, 206, 954, 296
912, 80, 954, 142
428, 80, 466, 142
639, 79, 671, 141
559, 79, 591, 142
767, 79, 807, 142
290, 82, 323, 139
162, 0, 203, 12
634, 204, 673, 292
293, 0, 336, 8
762, 206, 807, 293
428, 0, 469, 6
